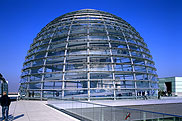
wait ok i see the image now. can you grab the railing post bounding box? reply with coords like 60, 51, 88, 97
143, 112, 146, 121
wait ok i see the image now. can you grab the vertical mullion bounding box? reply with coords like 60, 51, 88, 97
137, 38, 151, 95
62, 17, 75, 98
121, 30, 137, 99
87, 15, 90, 101
26, 42, 39, 98
40, 37, 53, 99
40, 26, 59, 99
100, 13, 116, 100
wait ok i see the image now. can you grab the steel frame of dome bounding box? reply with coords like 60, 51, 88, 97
19, 9, 158, 100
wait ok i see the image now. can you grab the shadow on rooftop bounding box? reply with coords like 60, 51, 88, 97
0, 114, 24, 120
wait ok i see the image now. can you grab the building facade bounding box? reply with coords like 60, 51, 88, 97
0, 73, 8, 95
159, 77, 182, 96
19, 9, 158, 100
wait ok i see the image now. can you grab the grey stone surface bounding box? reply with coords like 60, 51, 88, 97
0, 100, 79, 121
91, 97, 182, 106
49, 97, 182, 120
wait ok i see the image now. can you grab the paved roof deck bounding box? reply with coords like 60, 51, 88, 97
1, 97, 182, 121
0, 100, 79, 121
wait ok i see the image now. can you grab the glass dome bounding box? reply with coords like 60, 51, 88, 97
19, 9, 158, 100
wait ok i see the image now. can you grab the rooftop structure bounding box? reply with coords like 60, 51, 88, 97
0, 73, 8, 95
159, 77, 182, 96
19, 9, 158, 100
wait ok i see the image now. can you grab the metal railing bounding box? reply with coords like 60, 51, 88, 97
47, 98, 182, 121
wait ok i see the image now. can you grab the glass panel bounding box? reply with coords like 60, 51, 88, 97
111, 43, 127, 48
65, 64, 87, 71
49, 42, 66, 49
66, 56, 87, 63
136, 81, 149, 88
115, 81, 135, 88
148, 68, 156, 74
37, 45, 48, 52
44, 82, 55, 89
90, 24, 105, 29
127, 39, 137, 44
115, 73, 134, 80
34, 52, 46, 59
89, 49, 110, 55
90, 56, 111, 63
27, 91, 41, 98
134, 66, 147, 72
90, 89, 114, 97
90, 64, 112, 71
43, 91, 62, 98
70, 28, 87, 34
64, 90, 88, 97
68, 42, 87, 48
69, 35, 87, 41
129, 45, 140, 51
44, 73, 63, 80
54, 28, 69, 36
22, 69, 30, 76
109, 35, 125, 42
88, 19, 104, 24
41, 39, 50, 44
48, 50, 65, 56
65, 72, 87, 80
132, 58, 145, 65
21, 76, 29, 83
44, 82, 60, 89
31, 67, 43, 74
65, 81, 88, 89
107, 29, 121, 35
89, 35, 107, 40
90, 80, 114, 88
46, 57, 64, 64
114, 64, 132, 71
131, 51, 143, 57
30, 75, 42, 82
116, 89, 135, 97
29, 83, 41, 89
52, 36, 67, 43
89, 27, 106, 34
146, 61, 155, 67
151, 82, 158, 88
90, 42, 109, 47
72, 24, 88, 29
148, 75, 158, 81
32, 59, 44, 67
54, 82, 62, 89
90, 72, 113, 79
136, 74, 148, 80
45, 65, 63, 72
67, 48, 87, 55
113, 57, 131, 63
112, 49, 129, 55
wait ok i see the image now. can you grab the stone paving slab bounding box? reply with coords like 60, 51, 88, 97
0, 100, 80, 121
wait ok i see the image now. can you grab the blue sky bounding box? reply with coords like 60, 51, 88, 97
0, 0, 181, 92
